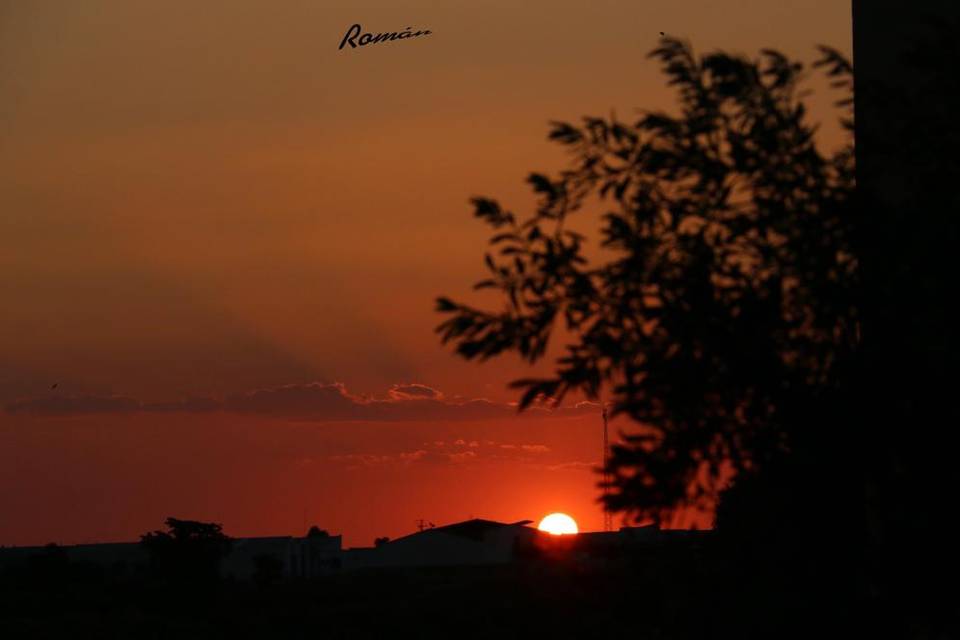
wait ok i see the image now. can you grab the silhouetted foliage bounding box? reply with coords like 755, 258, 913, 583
307, 526, 330, 538
140, 517, 232, 585
437, 37, 856, 523
374, 536, 390, 547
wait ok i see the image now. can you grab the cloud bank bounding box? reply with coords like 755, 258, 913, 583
5, 381, 600, 422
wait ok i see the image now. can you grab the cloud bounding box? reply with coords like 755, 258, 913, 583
327, 453, 396, 469
221, 383, 514, 421
142, 397, 224, 412
327, 446, 480, 470
520, 444, 551, 453
543, 461, 597, 472
225, 382, 358, 418
387, 384, 442, 401
326, 438, 556, 471
5, 394, 141, 414
448, 450, 477, 463
5, 381, 602, 422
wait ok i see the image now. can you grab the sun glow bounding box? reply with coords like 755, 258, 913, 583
537, 512, 579, 535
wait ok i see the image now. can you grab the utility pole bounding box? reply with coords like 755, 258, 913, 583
602, 403, 613, 532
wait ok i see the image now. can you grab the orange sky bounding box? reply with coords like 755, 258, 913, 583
0, 1, 851, 546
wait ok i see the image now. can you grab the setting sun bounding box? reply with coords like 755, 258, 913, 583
538, 513, 579, 535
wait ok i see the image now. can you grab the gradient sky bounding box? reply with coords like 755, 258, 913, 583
0, 1, 851, 547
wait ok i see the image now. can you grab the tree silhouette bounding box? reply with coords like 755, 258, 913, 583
140, 517, 233, 585
436, 37, 856, 523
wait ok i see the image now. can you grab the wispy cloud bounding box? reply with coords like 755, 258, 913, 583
5, 394, 141, 414
387, 384, 443, 401
326, 438, 556, 470
5, 381, 601, 422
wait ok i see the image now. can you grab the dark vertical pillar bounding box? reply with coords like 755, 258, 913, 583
853, 0, 960, 631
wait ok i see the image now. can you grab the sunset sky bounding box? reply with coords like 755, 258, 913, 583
0, 1, 851, 547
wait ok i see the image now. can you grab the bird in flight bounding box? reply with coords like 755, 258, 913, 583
50, 383, 58, 390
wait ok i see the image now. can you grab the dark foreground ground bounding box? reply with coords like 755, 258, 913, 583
0, 539, 873, 640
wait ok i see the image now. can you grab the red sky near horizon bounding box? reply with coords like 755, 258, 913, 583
0, 1, 851, 547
